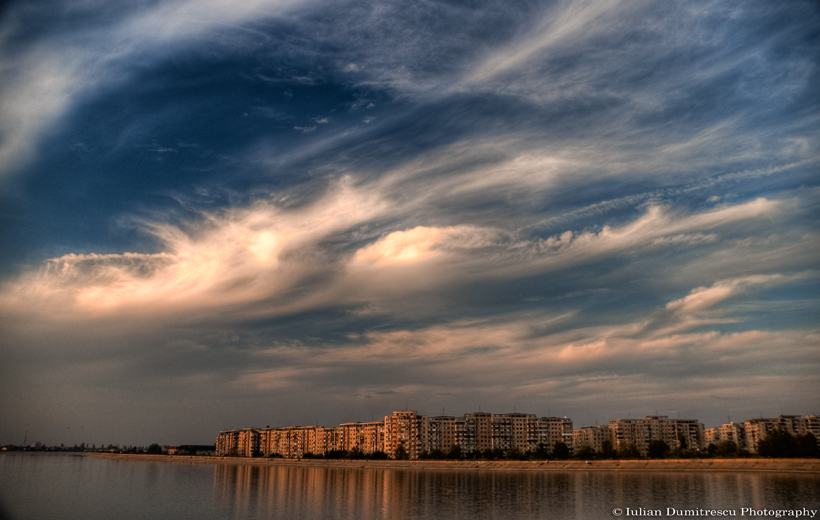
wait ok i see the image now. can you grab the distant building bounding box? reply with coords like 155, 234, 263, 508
607, 416, 704, 456
384, 410, 428, 459
721, 422, 747, 448
427, 416, 458, 454
459, 412, 493, 454
216, 429, 239, 456
237, 427, 261, 457
503, 413, 539, 453
216, 410, 814, 459
704, 414, 814, 452
806, 415, 820, 443
573, 425, 611, 453
743, 418, 777, 453
538, 417, 574, 452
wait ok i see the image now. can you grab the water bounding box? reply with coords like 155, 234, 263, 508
1, 454, 818, 520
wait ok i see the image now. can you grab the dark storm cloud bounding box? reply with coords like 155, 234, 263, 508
0, 0, 818, 445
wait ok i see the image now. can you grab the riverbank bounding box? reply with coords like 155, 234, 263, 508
89, 453, 820, 473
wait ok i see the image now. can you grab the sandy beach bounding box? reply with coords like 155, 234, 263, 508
90, 454, 820, 474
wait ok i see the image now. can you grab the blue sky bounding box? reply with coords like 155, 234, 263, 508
0, 0, 818, 446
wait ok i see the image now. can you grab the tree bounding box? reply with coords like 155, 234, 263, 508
647, 440, 670, 459
795, 433, 820, 458
420, 449, 444, 460
505, 448, 526, 461
714, 440, 738, 457
325, 450, 347, 459
533, 443, 550, 460
446, 445, 462, 460
347, 448, 365, 460
394, 443, 408, 460
146, 443, 163, 455
574, 446, 595, 460
599, 440, 616, 459
617, 443, 641, 459
552, 442, 570, 460
757, 428, 795, 458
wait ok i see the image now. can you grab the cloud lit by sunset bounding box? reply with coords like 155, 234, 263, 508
355, 227, 465, 266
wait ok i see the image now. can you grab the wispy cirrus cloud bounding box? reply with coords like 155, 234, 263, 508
464, 0, 633, 87
0, 184, 798, 327
0, 0, 309, 179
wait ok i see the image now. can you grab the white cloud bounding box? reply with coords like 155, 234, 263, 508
355, 226, 460, 266
354, 226, 497, 267
0, 175, 386, 319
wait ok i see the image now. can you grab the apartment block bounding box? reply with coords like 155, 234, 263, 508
721, 422, 746, 448
384, 410, 428, 459
573, 425, 612, 453
607, 416, 705, 456
361, 421, 386, 454
427, 416, 458, 453
704, 427, 719, 446
492, 413, 538, 453
674, 419, 705, 451
704, 414, 814, 452
538, 416, 574, 452
218, 410, 815, 459
743, 418, 777, 453
806, 415, 820, 441
236, 427, 261, 457
458, 412, 493, 454
216, 429, 239, 456
775, 415, 807, 436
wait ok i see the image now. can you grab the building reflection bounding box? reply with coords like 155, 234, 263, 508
212, 463, 820, 520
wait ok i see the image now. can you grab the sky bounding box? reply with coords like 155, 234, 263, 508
0, 0, 818, 447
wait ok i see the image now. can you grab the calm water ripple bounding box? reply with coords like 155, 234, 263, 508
1, 454, 818, 520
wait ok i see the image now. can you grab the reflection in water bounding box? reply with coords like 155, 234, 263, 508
2, 455, 818, 520
213, 464, 820, 520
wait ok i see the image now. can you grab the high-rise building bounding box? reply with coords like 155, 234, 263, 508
607, 416, 704, 456
806, 415, 820, 444
743, 418, 777, 453
427, 416, 458, 454
384, 410, 428, 459
218, 410, 816, 459
459, 412, 493, 454
573, 425, 612, 453
538, 416, 574, 452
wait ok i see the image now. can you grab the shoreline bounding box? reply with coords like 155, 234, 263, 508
81, 453, 820, 473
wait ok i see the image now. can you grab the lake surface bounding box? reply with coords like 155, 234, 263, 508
1, 454, 818, 520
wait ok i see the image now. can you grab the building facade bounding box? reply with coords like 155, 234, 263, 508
573, 425, 612, 453
704, 415, 815, 452
215, 411, 813, 459
538, 416, 574, 452
606, 416, 705, 456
